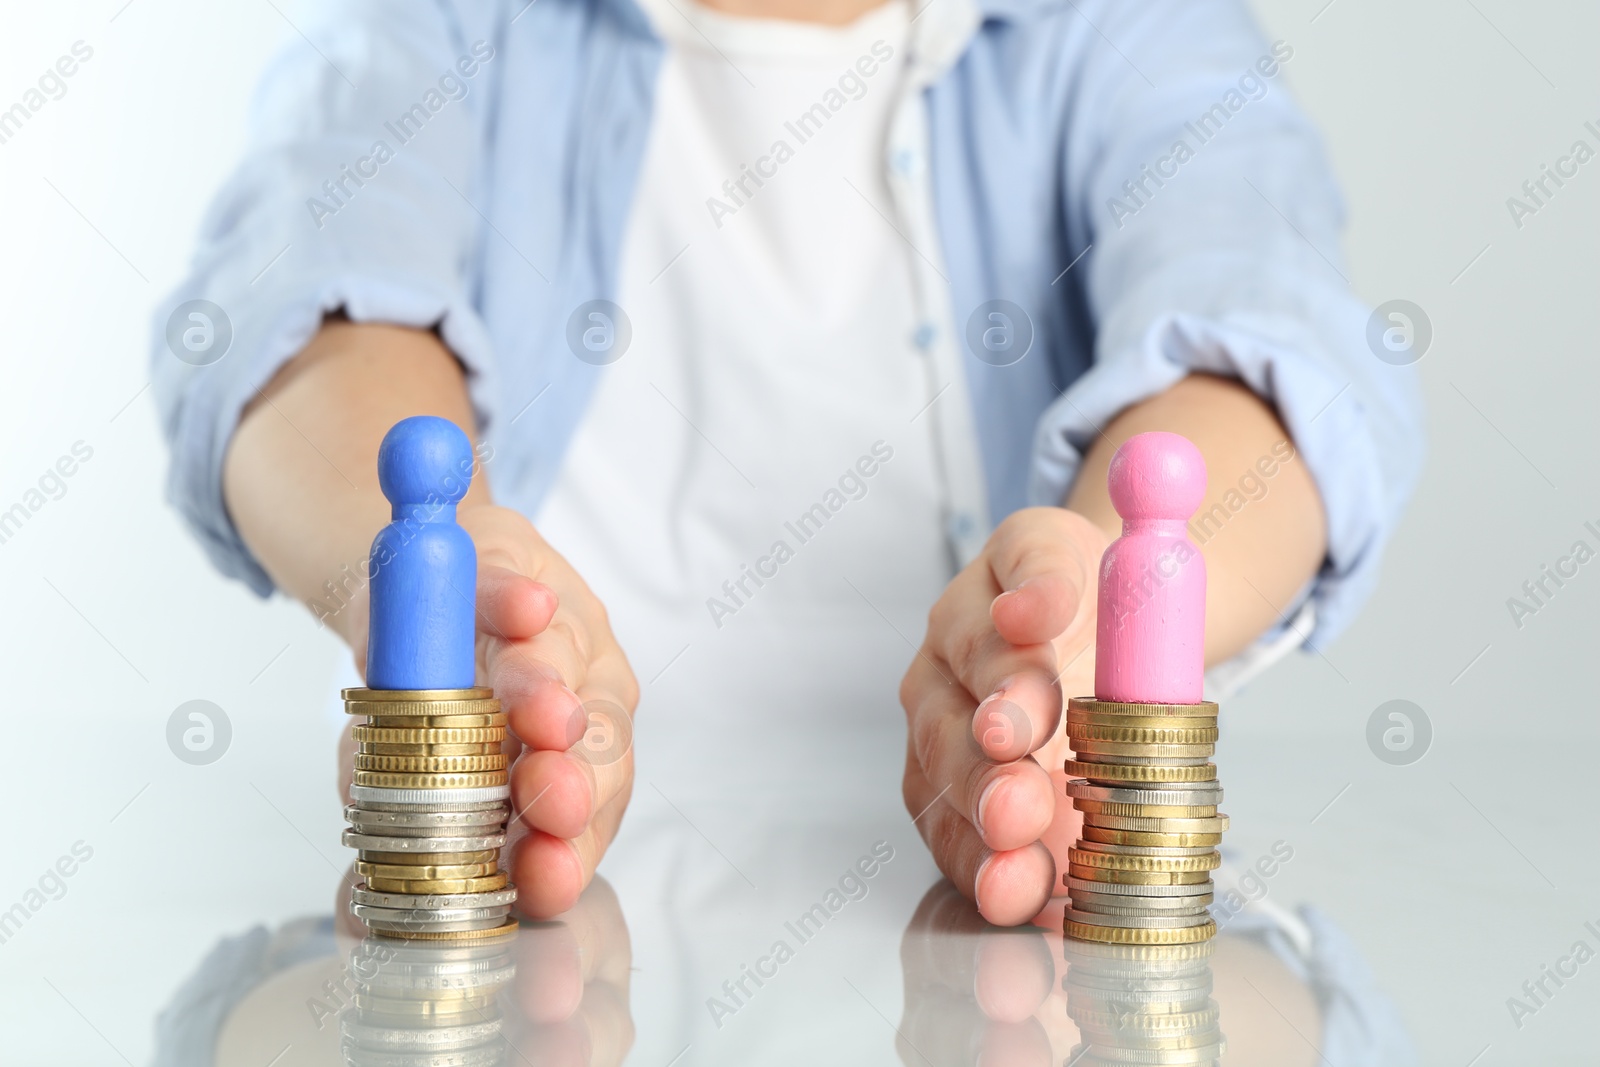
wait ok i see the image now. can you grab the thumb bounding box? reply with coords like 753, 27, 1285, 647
988, 508, 1106, 646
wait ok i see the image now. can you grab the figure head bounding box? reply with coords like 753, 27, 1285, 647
377, 415, 474, 509
1106, 431, 1207, 522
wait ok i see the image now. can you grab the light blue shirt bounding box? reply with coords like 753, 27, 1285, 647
152, 0, 1424, 651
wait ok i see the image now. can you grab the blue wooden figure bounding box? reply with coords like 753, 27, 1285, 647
365, 416, 478, 690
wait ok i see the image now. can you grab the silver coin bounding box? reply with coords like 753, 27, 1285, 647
1071, 890, 1213, 913
1069, 739, 1216, 758
354, 903, 511, 924
1069, 904, 1213, 923
343, 831, 508, 853
1072, 841, 1219, 858
341, 1017, 504, 1051
351, 952, 514, 981
1066, 876, 1214, 898
1072, 753, 1214, 767
1067, 984, 1213, 1006
1065, 780, 1223, 806
337, 1045, 507, 1067
353, 942, 514, 968
346, 805, 508, 830
353, 885, 519, 911
351, 785, 511, 806
1067, 908, 1213, 929
1062, 979, 1209, 1004
365, 917, 512, 936
359, 965, 519, 997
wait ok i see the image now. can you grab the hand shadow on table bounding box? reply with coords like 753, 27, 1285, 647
895, 880, 1416, 1067
150, 866, 635, 1067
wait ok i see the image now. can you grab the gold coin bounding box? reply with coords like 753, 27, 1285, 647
370, 918, 519, 941
1073, 1026, 1219, 1050
348, 700, 501, 719
357, 860, 499, 881
1065, 760, 1216, 783
1066, 919, 1216, 944
365, 713, 507, 729
354, 725, 507, 745
364, 872, 510, 894
1081, 813, 1231, 834
1069, 737, 1216, 759
1067, 864, 1212, 885
359, 741, 504, 757
345, 687, 500, 718
1062, 938, 1215, 963
1067, 697, 1219, 719
359, 850, 499, 867
1068, 847, 1220, 872
1081, 826, 1224, 847
1068, 722, 1219, 744
1074, 1006, 1220, 1032
353, 771, 510, 789
1068, 714, 1218, 733
1072, 799, 1219, 819
354, 753, 509, 773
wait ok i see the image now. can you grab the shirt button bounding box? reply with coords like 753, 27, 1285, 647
948, 512, 976, 541
892, 148, 918, 176
913, 322, 937, 349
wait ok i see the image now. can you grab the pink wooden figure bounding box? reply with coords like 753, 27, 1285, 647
1094, 432, 1208, 704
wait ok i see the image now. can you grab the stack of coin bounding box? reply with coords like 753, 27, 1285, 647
1061, 937, 1224, 1065
343, 686, 518, 939
1063, 697, 1226, 945
340, 929, 518, 1066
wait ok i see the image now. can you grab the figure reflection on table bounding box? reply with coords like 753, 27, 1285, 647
153, 871, 633, 1067
896, 877, 1417, 1067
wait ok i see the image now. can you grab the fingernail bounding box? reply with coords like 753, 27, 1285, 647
529, 660, 563, 686
566, 701, 588, 746
977, 777, 1003, 833
974, 852, 996, 914
980, 677, 1016, 708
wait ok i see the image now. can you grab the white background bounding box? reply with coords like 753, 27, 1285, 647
0, 1, 1595, 1063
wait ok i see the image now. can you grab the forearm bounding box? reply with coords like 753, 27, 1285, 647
1064, 374, 1326, 663
222, 321, 489, 645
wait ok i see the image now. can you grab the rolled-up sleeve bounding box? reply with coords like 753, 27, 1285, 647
1029, 0, 1425, 649
150, 3, 502, 596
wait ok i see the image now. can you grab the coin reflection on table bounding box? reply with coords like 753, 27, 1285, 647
1060, 937, 1223, 1066
339, 930, 519, 1066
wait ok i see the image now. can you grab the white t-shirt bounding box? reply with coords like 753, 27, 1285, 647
537, 0, 960, 808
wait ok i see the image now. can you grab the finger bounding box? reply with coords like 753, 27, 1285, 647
972, 931, 1056, 1024
906, 755, 1055, 926
986, 508, 1102, 647
906, 665, 1054, 851
477, 564, 558, 640
488, 635, 587, 751
509, 789, 628, 919
1039, 767, 1083, 897
926, 567, 1063, 756
338, 721, 355, 806
970, 673, 1063, 763
505, 878, 632, 1035
510, 743, 633, 840
900, 881, 1055, 1019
